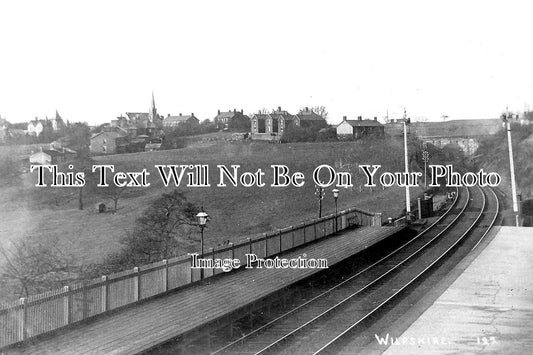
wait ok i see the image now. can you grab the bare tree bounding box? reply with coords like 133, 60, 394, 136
311, 106, 328, 119
0, 237, 82, 298
71, 155, 95, 210
96, 184, 130, 212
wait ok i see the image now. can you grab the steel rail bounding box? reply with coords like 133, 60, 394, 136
209, 187, 462, 355
251, 187, 472, 355
471, 187, 500, 251
313, 186, 498, 354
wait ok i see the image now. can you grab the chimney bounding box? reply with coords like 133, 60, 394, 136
374, 117, 377, 121
179, 113, 182, 116
305, 107, 309, 112
241, 109, 243, 114
358, 116, 362, 121
167, 114, 170, 117
234, 108, 236, 113
343, 116, 347, 121
217, 109, 220, 115
278, 106, 281, 112
191, 113, 194, 117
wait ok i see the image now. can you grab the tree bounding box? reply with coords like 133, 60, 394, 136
96, 184, 129, 211
311, 106, 328, 120
0, 157, 22, 186
161, 128, 187, 150
69, 155, 95, 210
0, 237, 82, 298
111, 190, 200, 267
64, 122, 90, 155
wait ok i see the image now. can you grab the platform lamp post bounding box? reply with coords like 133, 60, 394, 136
403, 109, 412, 222
196, 208, 209, 279
332, 188, 339, 232
501, 110, 520, 227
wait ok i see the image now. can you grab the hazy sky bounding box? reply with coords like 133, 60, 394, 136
1, 0, 532, 125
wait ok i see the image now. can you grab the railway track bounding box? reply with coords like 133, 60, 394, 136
209, 186, 499, 355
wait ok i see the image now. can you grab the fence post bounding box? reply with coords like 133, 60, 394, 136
230, 242, 234, 259
162, 260, 168, 292
291, 226, 295, 248
133, 267, 140, 302
248, 238, 252, 255
313, 220, 317, 240
279, 229, 282, 252
341, 212, 346, 230
303, 222, 306, 244
210, 248, 215, 276
264, 233, 268, 257
19, 297, 26, 341
63, 286, 70, 326
190, 254, 194, 283
374, 212, 382, 226
101, 276, 108, 313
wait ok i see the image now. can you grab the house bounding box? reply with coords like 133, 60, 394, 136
336, 116, 384, 140
250, 107, 327, 141
27, 111, 66, 137
29, 147, 71, 165
89, 129, 128, 154
213, 109, 249, 130
293, 107, 327, 128
27, 119, 45, 136
250, 107, 295, 141
162, 113, 200, 130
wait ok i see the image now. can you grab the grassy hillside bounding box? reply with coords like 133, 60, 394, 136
1, 138, 430, 269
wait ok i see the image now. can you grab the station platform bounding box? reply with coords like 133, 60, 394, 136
383, 226, 533, 354
9, 225, 404, 355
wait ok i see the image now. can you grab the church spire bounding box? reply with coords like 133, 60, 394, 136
149, 91, 157, 122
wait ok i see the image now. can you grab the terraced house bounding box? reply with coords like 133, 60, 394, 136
250, 107, 326, 141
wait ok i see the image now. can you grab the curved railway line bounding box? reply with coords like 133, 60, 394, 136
208, 186, 500, 355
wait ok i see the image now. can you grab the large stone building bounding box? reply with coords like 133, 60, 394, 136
213, 109, 248, 130
250, 107, 326, 141
162, 113, 200, 130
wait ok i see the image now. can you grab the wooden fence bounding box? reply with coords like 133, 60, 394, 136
0, 207, 381, 348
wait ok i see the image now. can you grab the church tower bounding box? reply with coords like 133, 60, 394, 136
149, 91, 158, 122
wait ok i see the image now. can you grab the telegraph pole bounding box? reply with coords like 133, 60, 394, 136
422, 145, 430, 190
502, 108, 520, 226
403, 109, 411, 222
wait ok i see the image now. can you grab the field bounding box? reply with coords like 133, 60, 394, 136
0, 138, 423, 270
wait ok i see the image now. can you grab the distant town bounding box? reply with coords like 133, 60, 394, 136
1, 92, 532, 167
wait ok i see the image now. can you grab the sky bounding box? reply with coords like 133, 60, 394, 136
1, 0, 532, 125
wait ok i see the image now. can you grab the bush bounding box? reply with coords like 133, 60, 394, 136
281, 121, 329, 143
